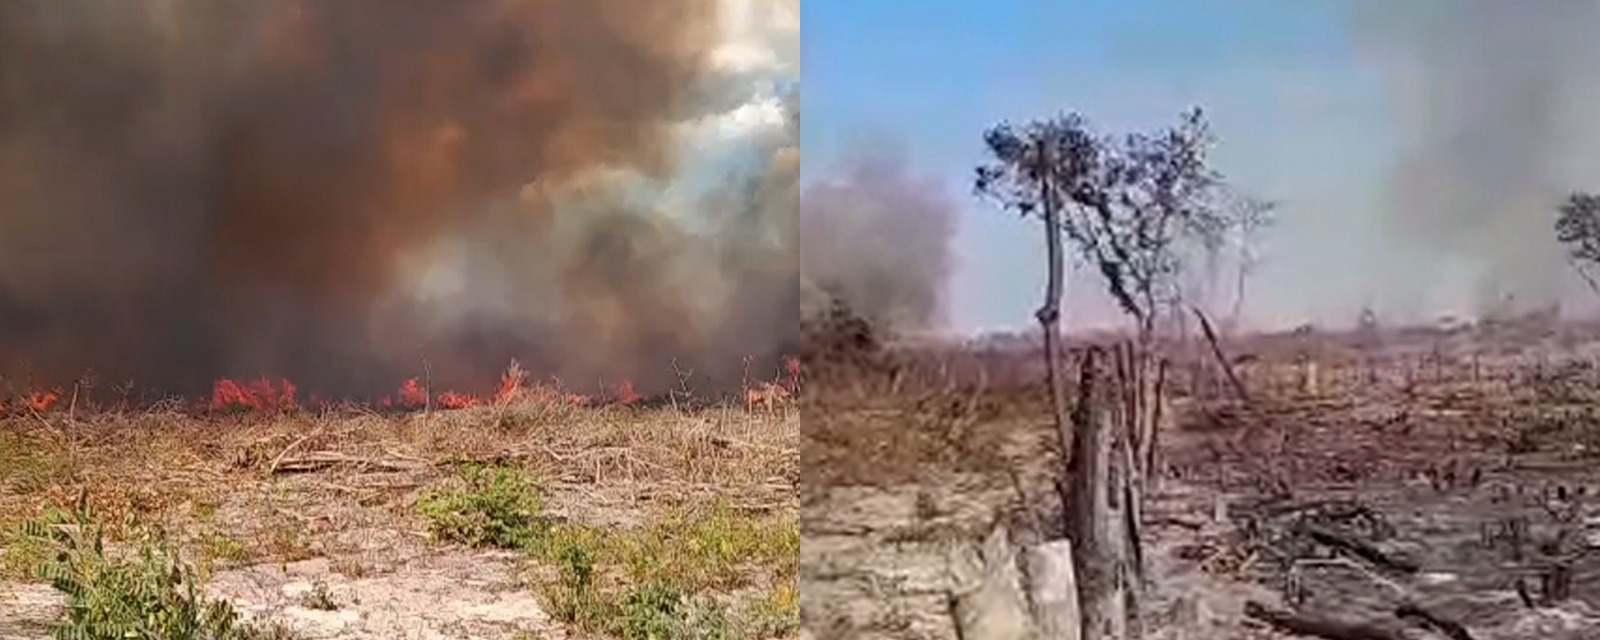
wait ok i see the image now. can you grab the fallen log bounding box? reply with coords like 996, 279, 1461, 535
1192, 306, 1252, 405
270, 452, 430, 474
1394, 603, 1476, 640
1303, 526, 1420, 574
1243, 601, 1403, 640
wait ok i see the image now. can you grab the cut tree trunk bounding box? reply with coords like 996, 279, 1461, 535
1069, 347, 1132, 640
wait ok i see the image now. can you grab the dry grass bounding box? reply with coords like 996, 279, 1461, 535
1, 400, 795, 523
0, 383, 799, 638
801, 348, 1057, 492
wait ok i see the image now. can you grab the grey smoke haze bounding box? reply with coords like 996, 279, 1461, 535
0, 0, 797, 398
1349, 0, 1600, 317
800, 146, 957, 333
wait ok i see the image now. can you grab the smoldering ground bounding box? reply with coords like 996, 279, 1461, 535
800, 144, 958, 337
0, 0, 797, 399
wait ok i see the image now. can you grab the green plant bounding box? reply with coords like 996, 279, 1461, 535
528, 505, 798, 639
612, 581, 734, 640
2, 516, 59, 580
557, 543, 594, 591
617, 581, 687, 639
20, 492, 285, 640
544, 541, 610, 626
417, 464, 546, 549
624, 505, 799, 592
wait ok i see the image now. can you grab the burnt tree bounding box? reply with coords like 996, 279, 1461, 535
1227, 194, 1276, 328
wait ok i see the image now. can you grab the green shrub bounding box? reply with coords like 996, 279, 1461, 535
416, 464, 546, 549
615, 581, 733, 640
531, 505, 798, 639
19, 492, 291, 640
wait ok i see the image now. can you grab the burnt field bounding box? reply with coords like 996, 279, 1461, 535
801, 316, 1600, 639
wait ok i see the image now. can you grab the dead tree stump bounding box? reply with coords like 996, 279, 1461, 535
1068, 346, 1136, 640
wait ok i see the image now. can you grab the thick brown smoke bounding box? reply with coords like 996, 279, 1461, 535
0, 0, 797, 398
800, 146, 957, 335
1349, 0, 1600, 316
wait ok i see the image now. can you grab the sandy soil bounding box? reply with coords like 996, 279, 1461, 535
3, 551, 549, 640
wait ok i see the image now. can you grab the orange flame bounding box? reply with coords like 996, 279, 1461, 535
0, 355, 796, 417
436, 391, 477, 410
612, 380, 641, 405
24, 388, 62, 413
210, 378, 297, 411
783, 355, 801, 392
494, 365, 526, 405
394, 378, 428, 410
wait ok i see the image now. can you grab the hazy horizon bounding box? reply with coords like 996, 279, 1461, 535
803, 0, 1600, 338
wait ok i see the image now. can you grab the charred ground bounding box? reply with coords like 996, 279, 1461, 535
801, 311, 1600, 639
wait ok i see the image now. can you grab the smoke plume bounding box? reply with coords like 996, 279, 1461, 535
1348, 0, 1600, 316
0, 0, 797, 398
800, 145, 957, 334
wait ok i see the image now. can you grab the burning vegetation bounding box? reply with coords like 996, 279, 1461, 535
0, 0, 798, 403
0, 2, 801, 638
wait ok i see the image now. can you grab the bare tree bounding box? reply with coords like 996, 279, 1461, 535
976, 108, 1245, 640
1227, 194, 1276, 328
1555, 192, 1600, 295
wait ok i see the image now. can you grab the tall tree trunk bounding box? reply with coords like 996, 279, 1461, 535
1120, 338, 1159, 634
1033, 142, 1135, 639
1146, 359, 1166, 478
1125, 321, 1165, 487
1035, 144, 1070, 511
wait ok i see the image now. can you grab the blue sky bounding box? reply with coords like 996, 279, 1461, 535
802, 0, 1427, 334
